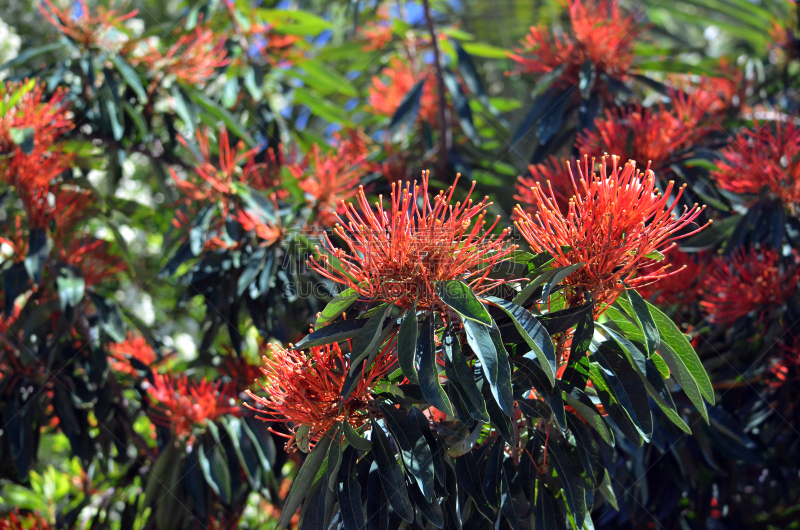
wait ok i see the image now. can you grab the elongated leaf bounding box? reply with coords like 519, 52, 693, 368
316, 288, 358, 327
408, 407, 446, 487
388, 79, 425, 142
488, 323, 515, 415
482, 438, 503, 507
598, 469, 618, 511
198, 442, 232, 504
436, 280, 493, 326
406, 479, 444, 528
111, 54, 147, 102
443, 328, 488, 422
25, 229, 47, 284
87, 292, 126, 342
366, 465, 390, 530
538, 433, 585, 528
535, 483, 565, 530
541, 263, 584, 302
293, 319, 368, 349
370, 420, 414, 523
278, 427, 335, 530
191, 91, 255, 147
337, 447, 366, 530
348, 304, 393, 375
377, 403, 435, 502
561, 385, 614, 447
538, 303, 595, 336
513, 357, 566, 431
443, 68, 477, 142
623, 289, 659, 357
297, 58, 358, 98
418, 315, 453, 415
56, 267, 85, 311
342, 421, 372, 451
397, 302, 419, 384
500, 463, 526, 530
4, 262, 28, 316
190, 204, 217, 256
565, 412, 603, 486
0, 42, 62, 71
561, 310, 593, 389
456, 452, 494, 521
486, 296, 556, 386
482, 376, 515, 445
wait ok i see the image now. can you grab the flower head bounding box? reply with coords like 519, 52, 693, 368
369, 57, 438, 125
711, 120, 800, 214
509, 0, 641, 90
360, 7, 393, 52
60, 237, 125, 288
635, 248, 710, 307
514, 155, 708, 310
700, 248, 800, 324
515, 156, 576, 216
0, 510, 53, 530
136, 26, 228, 85
245, 341, 393, 450
39, 0, 138, 50
108, 332, 157, 376
310, 171, 517, 312
146, 372, 239, 441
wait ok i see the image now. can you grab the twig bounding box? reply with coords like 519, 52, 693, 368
422, 0, 451, 178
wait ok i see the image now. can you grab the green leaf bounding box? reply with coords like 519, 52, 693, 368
24, 229, 48, 284
9, 127, 34, 154
538, 433, 586, 528
485, 296, 556, 386
198, 442, 232, 504
488, 323, 515, 415
541, 263, 584, 302
277, 426, 335, 530
256, 9, 333, 36
0, 42, 62, 72
87, 292, 126, 343
171, 85, 196, 134
455, 452, 494, 521
623, 289, 659, 357
296, 58, 358, 98
293, 87, 354, 126
443, 327, 488, 422
561, 310, 593, 390
561, 385, 614, 447
377, 403, 435, 502
437, 280, 493, 326
337, 447, 367, 530
534, 483, 562, 530
293, 318, 368, 349
388, 79, 426, 142
190, 204, 217, 256
347, 303, 393, 376
461, 41, 510, 58
371, 420, 415, 523
111, 54, 147, 102
418, 314, 453, 415
397, 302, 419, 384
462, 317, 514, 416
598, 469, 618, 511
316, 288, 359, 327
56, 267, 85, 311
513, 357, 566, 431
191, 90, 255, 147
342, 421, 372, 451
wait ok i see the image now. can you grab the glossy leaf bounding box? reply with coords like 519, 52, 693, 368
377, 403, 435, 502
316, 288, 359, 327
397, 302, 420, 384
278, 427, 335, 530
370, 420, 415, 523
293, 318, 368, 349
337, 447, 367, 530
436, 280, 493, 326
418, 314, 453, 415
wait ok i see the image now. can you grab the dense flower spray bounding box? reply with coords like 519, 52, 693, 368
136, 26, 229, 85
700, 248, 800, 324
509, 0, 641, 90
514, 155, 708, 310
146, 373, 238, 441
108, 332, 157, 376
309, 171, 517, 312
246, 341, 394, 449
39, 0, 138, 50
515, 156, 576, 216
369, 57, 438, 125
711, 120, 800, 214
0, 510, 53, 530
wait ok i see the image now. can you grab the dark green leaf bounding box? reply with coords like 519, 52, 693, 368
9, 127, 34, 154
278, 427, 335, 530
488, 323, 515, 416
111, 54, 147, 102
560, 310, 593, 390
337, 447, 366, 530
436, 280, 493, 326
534, 483, 565, 530
56, 267, 85, 311
348, 303, 393, 376
198, 442, 232, 504
190, 205, 217, 256
366, 465, 390, 530
561, 385, 614, 447
565, 412, 603, 486
316, 288, 359, 327
407, 479, 445, 528
371, 420, 414, 523
0, 42, 62, 71
398, 302, 419, 384
513, 357, 566, 431
388, 79, 426, 142
418, 315, 453, 415
541, 263, 584, 302
294, 318, 368, 349
455, 452, 494, 522
342, 421, 372, 451
482, 438, 503, 507
623, 289, 659, 357
482, 373, 515, 445
443, 327, 488, 422
443, 68, 477, 142
377, 403, 435, 502
538, 433, 585, 528
538, 303, 594, 336
24, 229, 47, 284
4, 262, 29, 317
500, 463, 526, 530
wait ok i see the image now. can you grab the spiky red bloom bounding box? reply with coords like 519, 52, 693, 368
514, 155, 708, 310
108, 332, 157, 376
635, 248, 710, 307
20, 184, 93, 232
38, 0, 138, 50
515, 156, 576, 217
669, 69, 741, 121
360, 8, 393, 52
0, 82, 73, 191
700, 248, 800, 325
146, 372, 239, 441
245, 341, 393, 450
60, 238, 125, 288
289, 131, 371, 227
136, 26, 228, 86
369, 57, 438, 125
309, 171, 517, 312
711, 120, 800, 213
576, 100, 708, 170
0, 510, 53, 530
509, 0, 640, 88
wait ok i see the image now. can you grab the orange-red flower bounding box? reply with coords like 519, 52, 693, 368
700, 248, 800, 325
60, 237, 125, 288
39, 0, 138, 50
515, 156, 576, 216
0, 82, 73, 191
509, 0, 641, 90
245, 341, 393, 449
146, 372, 239, 441
108, 332, 157, 376
289, 130, 371, 227
310, 171, 517, 312
369, 57, 438, 125
711, 120, 800, 213
234, 200, 283, 246
514, 155, 708, 311
0, 510, 53, 530
20, 184, 93, 232
136, 26, 228, 85
635, 248, 710, 307
360, 8, 393, 52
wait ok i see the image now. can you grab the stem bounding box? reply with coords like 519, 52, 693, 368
422, 0, 451, 177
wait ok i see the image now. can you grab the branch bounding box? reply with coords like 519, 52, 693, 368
422, 0, 451, 178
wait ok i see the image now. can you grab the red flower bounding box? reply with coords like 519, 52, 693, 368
289, 130, 370, 228
515, 155, 576, 217
635, 247, 710, 307
146, 372, 239, 441
0, 510, 53, 530
61, 238, 125, 288
360, 7, 393, 52
669, 68, 742, 121
0, 82, 73, 191
711, 120, 800, 213
108, 332, 157, 376
514, 155, 708, 311
38, 0, 138, 49
309, 171, 517, 312
700, 248, 800, 324
245, 341, 394, 450
369, 57, 438, 125
509, 0, 641, 90
20, 184, 93, 232
234, 199, 283, 246
136, 26, 229, 86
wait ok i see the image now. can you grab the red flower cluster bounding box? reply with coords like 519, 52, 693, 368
0, 82, 73, 192
39, 0, 138, 50
310, 171, 517, 311
246, 341, 394, 449
289, 130, 371, 228
635, 248, 710, 307
509, 0, 641, 89
136, 26, 229, 86
360, 7, 393, 52
514, 155, 708, 310
108, 332, 157, 376
369, 57, 438, 125
515, 156, 576, 216
711, 120, 800, 214
700, 248, 800, 324
0, 510, 53, 530
146, 372, 239, 441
